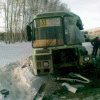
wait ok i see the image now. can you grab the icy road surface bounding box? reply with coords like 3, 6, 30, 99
0, 42, 32, 67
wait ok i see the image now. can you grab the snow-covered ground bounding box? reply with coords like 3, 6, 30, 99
82, 42, 93, 55
82, 42, 100, 58
0, 42, 52, 100
0, 56, 52, 100
0, 42, 32, 67
0, 42, 99, 100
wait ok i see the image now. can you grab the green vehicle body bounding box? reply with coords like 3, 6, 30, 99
27, 11, 94, 75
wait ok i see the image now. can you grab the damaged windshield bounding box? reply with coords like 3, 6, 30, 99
32, 17, 64, 48
64, 16, 85, 45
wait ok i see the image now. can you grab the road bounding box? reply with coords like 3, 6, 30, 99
0, 42, 32, 67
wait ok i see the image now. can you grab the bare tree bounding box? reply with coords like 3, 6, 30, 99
0, 2, 6, 42
3, 0, 70, 43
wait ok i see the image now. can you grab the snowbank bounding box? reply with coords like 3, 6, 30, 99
0, 42, 53, 100
0, 56, 52, 100
0, 57, 36, 100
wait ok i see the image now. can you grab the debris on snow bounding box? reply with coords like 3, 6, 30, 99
0, 89, 9, 98
0, 56, 36, 100
62, 83, 77, 93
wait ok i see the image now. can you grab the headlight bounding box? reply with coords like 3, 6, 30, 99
43, 61, 49, 67
92, 57, 96, 61
83, 56, 90, 62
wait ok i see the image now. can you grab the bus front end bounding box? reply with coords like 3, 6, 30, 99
27, 12, 94, 75
32, 17, 64, 75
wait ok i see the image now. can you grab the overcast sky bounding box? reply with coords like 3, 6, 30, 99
0, 0, 100, 32
61, 0, 100, 30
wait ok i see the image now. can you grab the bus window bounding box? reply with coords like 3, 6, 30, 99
64, 17, 85, 45
33, 17, 64, 47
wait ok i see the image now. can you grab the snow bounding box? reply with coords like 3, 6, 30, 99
0, 57, 35, 100
0, 42, 52, 100
0, 56, 52, 100
0, 41, 98, 100
0, 42, 32, 67
82, 42, 93, 55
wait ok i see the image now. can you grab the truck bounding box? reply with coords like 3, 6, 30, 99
27, 11, 94, 76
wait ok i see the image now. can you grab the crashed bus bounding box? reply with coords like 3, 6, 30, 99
27, 11, 94, 75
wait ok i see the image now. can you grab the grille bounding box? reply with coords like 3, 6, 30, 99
36, 55, 51, 60
36, 49, 50, 54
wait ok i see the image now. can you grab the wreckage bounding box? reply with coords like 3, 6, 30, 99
26, 11, 98, 99
26, 11, 95, 76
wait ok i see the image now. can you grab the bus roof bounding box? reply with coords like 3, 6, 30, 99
33, 11, 79, 19
33, 11, 83, 30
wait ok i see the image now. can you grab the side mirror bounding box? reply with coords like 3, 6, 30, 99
26, 25, 32, 41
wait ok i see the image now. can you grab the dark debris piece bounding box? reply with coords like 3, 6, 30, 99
0, 89, 9, 98
21, 65, 27, 68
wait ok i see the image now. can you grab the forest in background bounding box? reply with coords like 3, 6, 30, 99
0, 0, 69, 43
